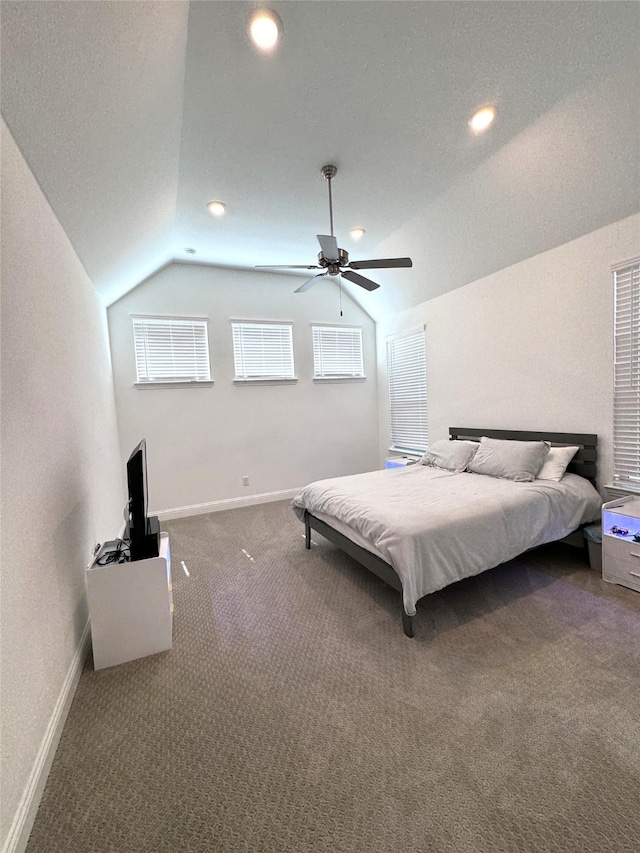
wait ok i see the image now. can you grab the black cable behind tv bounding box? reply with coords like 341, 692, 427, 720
125, 439, 159, 561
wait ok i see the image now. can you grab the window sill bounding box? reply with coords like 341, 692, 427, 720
233, 378, 298, 385
313, 376, 367, 383
135, 380, 214, 389
388, 447, 425, 457
604, 483, 640, 498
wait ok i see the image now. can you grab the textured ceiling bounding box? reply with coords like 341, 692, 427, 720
1, 1, 638, 319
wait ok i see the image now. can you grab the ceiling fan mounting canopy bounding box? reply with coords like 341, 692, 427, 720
255, 164, 413, 293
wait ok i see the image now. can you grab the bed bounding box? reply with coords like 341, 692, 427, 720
291, 428, 601, 637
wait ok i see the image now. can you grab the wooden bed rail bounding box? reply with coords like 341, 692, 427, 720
303, 510, 415, 637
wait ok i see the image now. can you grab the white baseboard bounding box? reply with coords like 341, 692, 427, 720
153, 486, 302, 521
2, 622, 91, 853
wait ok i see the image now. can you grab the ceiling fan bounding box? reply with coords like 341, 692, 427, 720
255, 165, 413, 293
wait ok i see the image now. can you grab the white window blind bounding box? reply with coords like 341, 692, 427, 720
232, 322, 295, 380
387, 328, 428, 453
312, 325, 364, 378
613, 260, 640, 486
132, 316, 211, 384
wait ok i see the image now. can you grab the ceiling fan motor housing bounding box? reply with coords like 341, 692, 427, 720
318, 247, 349, 275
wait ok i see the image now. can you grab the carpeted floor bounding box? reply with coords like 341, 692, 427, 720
26, 500, 640, 853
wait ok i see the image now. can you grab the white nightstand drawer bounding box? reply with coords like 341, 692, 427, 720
602, 553, 640, 592
602, 534, 640, 566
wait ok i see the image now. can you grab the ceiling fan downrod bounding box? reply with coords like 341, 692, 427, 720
321, 164, 337, 237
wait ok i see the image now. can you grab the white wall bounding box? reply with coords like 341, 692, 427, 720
376, 214, 640, 491
0, 120, 124, 852
107, 264, 379, 515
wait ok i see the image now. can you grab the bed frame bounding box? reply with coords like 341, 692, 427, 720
302, 428, 598, 638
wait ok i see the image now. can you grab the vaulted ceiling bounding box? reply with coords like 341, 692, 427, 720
2, 1, 638, 320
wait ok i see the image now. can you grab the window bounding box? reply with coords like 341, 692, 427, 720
387, 327, 428, 453
231, 321, 295, 381
132, 316, 211, 384
613, 259, 640, 487
312, 325, 364, 379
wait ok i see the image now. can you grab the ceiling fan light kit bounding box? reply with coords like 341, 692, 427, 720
255, 165, 413, 294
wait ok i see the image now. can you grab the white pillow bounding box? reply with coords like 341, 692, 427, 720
536, 445, 579, 482
420, 439, 478, 473
467, 437, 550, 482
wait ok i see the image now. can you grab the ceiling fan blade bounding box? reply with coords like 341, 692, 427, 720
255, 264, 321, 270
317, 235, 339, 262
294, 273, 327, 293
341, 269, 380, 292
349, 257, 413, 270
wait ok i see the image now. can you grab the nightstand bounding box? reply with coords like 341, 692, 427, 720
602, 497, 640, 593
385, 456, 419, 469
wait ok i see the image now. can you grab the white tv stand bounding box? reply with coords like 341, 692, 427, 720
86, 532, 173, 670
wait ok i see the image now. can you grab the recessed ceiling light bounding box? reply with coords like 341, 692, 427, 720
207, 200, 226, 217
469, 105, 497, 134
248, 9, 283, 51
185, 248, 196, 255
349, 228, 366, 241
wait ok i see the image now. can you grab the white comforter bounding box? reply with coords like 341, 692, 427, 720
291, 466, 602, 615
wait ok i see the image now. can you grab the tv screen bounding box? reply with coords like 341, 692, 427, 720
125, 439, 159, 560
127, 438, 149, 539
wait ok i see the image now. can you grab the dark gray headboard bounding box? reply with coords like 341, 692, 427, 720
448, 427, 597, 484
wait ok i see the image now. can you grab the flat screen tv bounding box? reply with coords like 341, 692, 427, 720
126, 439, 159, 560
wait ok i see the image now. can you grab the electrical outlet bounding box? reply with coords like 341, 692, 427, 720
242, 475, 249, 486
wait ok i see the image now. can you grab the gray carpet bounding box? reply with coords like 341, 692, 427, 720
27, 500, 640, 853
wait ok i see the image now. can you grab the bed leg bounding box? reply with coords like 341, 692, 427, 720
304, 512, 311, 549
402, 609, 414, 638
